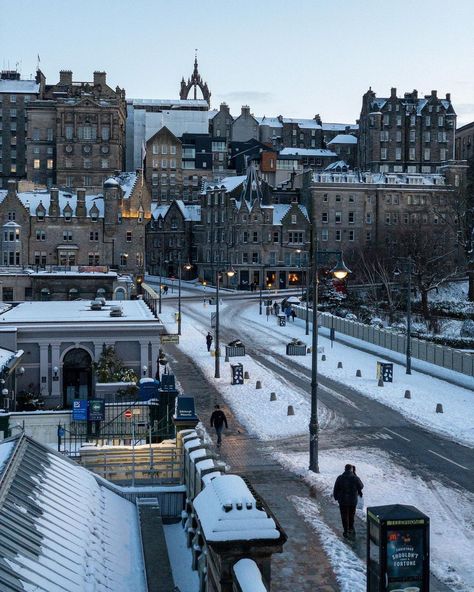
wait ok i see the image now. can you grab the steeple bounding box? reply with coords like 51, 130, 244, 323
179, 50, 211, 104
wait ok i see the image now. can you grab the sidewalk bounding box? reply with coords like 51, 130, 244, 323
165, 342, 340, 592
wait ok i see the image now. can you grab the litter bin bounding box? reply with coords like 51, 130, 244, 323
376, 361, 393, 382
278, 313, 286, 327
175, 312, 180, 321
230, 363, 244, 385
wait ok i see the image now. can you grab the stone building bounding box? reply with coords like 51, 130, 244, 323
327, 134, 358, 168
455, 121, 474, 161
209, 103, 233, 141
0, 70, 44, 189
0, 172, 150, 275
232, 106, 259, 143
358, 87, 456, 173
26, 70, 126, 191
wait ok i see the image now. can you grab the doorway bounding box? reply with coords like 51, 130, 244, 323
62, 348, 93, 408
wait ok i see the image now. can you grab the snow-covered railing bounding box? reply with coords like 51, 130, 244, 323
293, 306, 474, 380
233, 558, 268, 592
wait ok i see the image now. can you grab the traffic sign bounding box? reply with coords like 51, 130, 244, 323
72, 399, 88, 421
88, 399, 105, 421
124, 409, 133, 418
160, 334, 179, 344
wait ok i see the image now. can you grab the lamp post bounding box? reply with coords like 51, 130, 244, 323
177, 261, 192, 336
215, 266, 236, 378
309, 248, 350, 473
395, 258, 413, 375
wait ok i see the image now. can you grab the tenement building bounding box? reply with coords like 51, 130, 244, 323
358, 87, 456, 173
455, 121, 474, 161
26, 70, 126, 191
0, 69, 44, 189
0, 172, 150, 274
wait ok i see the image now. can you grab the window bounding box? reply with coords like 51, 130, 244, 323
385, 213, 391, 225
101, 159, 109, 169
101, 126, 110, 141
424, 148, 431, 161
291, 214, 297, 224
84, 159, 91, 169
438, 131, 447, 143
126, 231, 132, 242
335, 229, 341, 241
242, 253, 249, 263
440, 148, 448, 161
33, 128, 40, 141
366, 231, 372, 243
120, 253, 128, 266
47, 128, 53, 141
88, 253, 100, 265
65, 158, 72, 168
36, 230, 46, 241
66, 176, 73, 187
424, 131, 431, 143
335, 211, 342, 223
82, 126, 92, 140
438, 115, 444, 127
161, 159, 168, 168
10, 94, 16, 103
63, 231, 73, 241
381, 148, 387, 160
425, 116, 431, 127
348, 195, 355, 203
409, 148, 415, 161
321, 212, 328, 223
335, 194, 341, 202
37, 209, 45, 221
321, 228, 328, 242
252, 252, 259, 264
152, 144, 159, 155
169, 158, 176, 169
323, 193, 328, 202
409, 129, 415, 143
348, 229, 355, 241
348, 212, 355, 224
9, 108, 17, 118
84, 176, 92, 186
7, 212, 15, 221
252, 231, 258, 243
366, 212, 372, 224
396, 147, 402, 160
242, 231, 248, 243
10, 164, 16, 173
410, 115, 416, 127
65, 125, 73, 139
170, 145, 176, 155
47, 159, 53, 169
33, 159, 40, 169
161, 145, 168, 155
64, 210, 72, 222
273, 231, 279, 243
89, 231, 99, 241
396, 116, 402, 127
288, 231, 303, 244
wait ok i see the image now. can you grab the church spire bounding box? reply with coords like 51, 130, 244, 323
179, 51, 211, 104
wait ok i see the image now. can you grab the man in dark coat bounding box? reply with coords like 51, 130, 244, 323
210, 404, 228, 447
333, 464, 364, 539
206, 332, 213, 352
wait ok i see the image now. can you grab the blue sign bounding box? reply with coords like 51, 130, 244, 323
175, 396, 197, 420
57, 427, 65, 437
88, 399, 105, 421
72, 399, 88, 421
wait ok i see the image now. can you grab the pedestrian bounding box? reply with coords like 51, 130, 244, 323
285, 306, 291, 320
163, 285, 168, 295
206, 332, 213, 352
274, 302, 280, 316
273, 302, 278, 315
210, 404, 228, 447
290, 309, 296, 322
333, 463, 364, 540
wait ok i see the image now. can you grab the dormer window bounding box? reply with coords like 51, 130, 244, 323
63, 206, 72, 222
37, 209, 45, 221
138, 206, 144, 224
90, 208, 99, 222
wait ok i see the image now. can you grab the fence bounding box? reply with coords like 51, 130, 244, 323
293, 306, 474, 378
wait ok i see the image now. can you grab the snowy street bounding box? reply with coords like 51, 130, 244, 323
155, 283, 474, 592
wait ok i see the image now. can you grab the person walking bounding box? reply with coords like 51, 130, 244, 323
210, 404, 228, 447
290, 309, 296, 322
206, 332, 213, 352
333, 463, 364, 539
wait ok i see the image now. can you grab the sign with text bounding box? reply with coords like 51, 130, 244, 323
88, 399, 105, 421
175, 396, 197, 420
72, 399, 88, 421
160, 334, 180, 344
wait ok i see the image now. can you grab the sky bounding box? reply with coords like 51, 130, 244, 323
2, 0, 474, 126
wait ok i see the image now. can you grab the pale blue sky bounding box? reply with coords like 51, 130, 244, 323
2, 0, 473, 125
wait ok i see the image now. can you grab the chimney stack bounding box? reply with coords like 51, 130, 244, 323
7, 179, 17, 197
93, 71, 106, 87
59, 70, 72, 85
446, 92, 451, 101
49, 188, 59, 217
431, 90, 437, 98
390, 87, 397, 98
241, 105, 250, 116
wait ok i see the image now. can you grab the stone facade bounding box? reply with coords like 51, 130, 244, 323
358, 87, 456, 173
26, 71, 126, 192
231, 106, 259, 143
209, 103, 233, 140
0, 70, 43, 189
0, 172, 150, 275
455, 121, 474, 161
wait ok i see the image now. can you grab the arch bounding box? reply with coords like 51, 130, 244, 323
114, 287, 126, 300
61, 346, 93, 408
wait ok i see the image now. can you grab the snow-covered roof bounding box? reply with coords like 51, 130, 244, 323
272, 203, 309, 224
313, 171, 447, 186
281, 117, 321, 129
256, 116, 283, 128
202, 175, 247, 194
322, 122, 358, 131
325, 160, 350, 171
208, 109, 219, 120
327, 134, 357, 145
0, 347, 16, 374
0, 435, 146, 591
0, 299, 155, 324
279, 148, 337, 158
193, 474, 281, 542
129, 98, 209, 108
175, 200, 201, 222
0, 79, 40, 94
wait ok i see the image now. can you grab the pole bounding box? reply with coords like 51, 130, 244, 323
214, 271, 220, 378
406, 259, 412, 375
158, 265, 162, 314
131, 419, 136, 487
309, 241, 319, 473
259, 280, 262, 315
178, 262, 182, 335
305, 261, 310, 335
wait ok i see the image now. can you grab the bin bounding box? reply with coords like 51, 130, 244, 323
377, 361, 393, 382
278, 314, 286, 327
230, 363, 244, 385
225, 344, 245, 358
286, 342, 307, 356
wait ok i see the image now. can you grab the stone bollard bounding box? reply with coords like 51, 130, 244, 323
436, 403, 443, 413
321, 354, 326, 361
337, 361, 343, 369
356, 369, 362, 377
404, 390, 411, 399
307, 347, 311, 354
256, 380, 262, 389
378, 377, 384, 387
244, 371, 250, 380
270, 392, 277, 401
287, 405, 294, 416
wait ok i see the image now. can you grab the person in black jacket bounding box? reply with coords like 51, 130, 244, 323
210, 404, 228, 447
206, 332, 213, 352
333, 464, 364, 539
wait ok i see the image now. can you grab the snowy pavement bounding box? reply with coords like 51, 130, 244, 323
158, 296, 474, 592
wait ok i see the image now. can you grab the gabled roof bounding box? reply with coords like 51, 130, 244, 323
279, 147, 337, 158
202, 175, 247, 194
272, 203, 309, 225
0, 435, 146, 591
327, 134, 357, 145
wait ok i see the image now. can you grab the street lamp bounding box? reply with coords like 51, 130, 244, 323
309, 248, 350, 473
177, 261, 192, 336
215, 266, 236, 378
394, 257, 413, 375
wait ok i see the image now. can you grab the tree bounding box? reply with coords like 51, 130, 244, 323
92, 346, 138, 384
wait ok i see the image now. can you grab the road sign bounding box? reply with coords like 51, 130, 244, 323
160, 334, 179, 344
72, 399, 88, 421
88, 399, 105, 421
124, 409, 133, 418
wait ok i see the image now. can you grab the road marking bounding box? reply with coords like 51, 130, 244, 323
428, 449, 469, 470
367, 432, 393, 440
383, 427, 411, 442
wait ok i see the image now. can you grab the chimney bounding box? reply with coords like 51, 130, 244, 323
49, 187, 59, 217
59, 70, 72, 85
446, 93, 451, 101
93, 71, 106, 87
431, 90, 437, 98
76, 188, 86, 217
390, 87, 397, 98
220, 102, 229, 114
7, 179, 17, 197
241, 105, 250, 116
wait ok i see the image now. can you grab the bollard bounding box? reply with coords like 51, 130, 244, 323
404, 390, 411, 399
378, 377, 384, 387
337, 361, 343, 369
436, 403, 443, 413
270, 392, 277, 401
287, 405, 294, 416
356, 369, 362, 377
256, 380, 262, 389
244, 371, 250, 380
321, 354, 326, 361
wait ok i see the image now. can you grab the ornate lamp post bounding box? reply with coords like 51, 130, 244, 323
309, 250, 351, 473
215, 266, 236, 378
